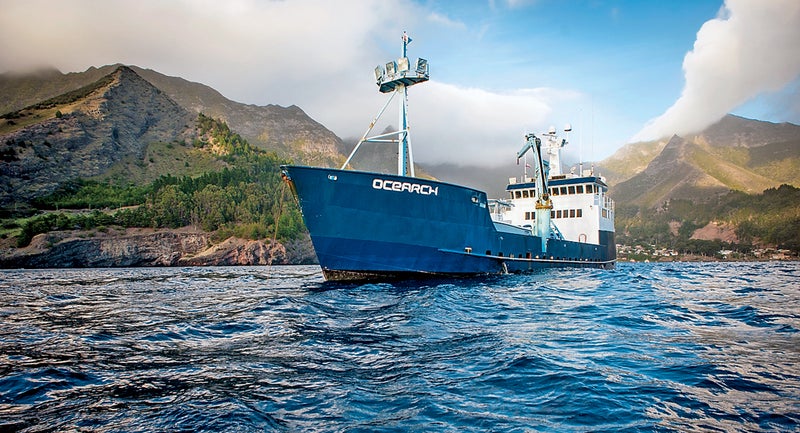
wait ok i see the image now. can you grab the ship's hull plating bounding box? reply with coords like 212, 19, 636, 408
282, 165, 615, 281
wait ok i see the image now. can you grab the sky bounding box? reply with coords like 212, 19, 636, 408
1, 0, 799, 167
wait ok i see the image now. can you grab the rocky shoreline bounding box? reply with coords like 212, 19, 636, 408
0, 228, 317, 268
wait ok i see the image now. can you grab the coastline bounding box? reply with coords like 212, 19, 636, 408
0, 227, 317, 268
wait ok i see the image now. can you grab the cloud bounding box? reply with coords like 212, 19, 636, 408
0, 0, 400, 100
329, 80, 586, 166
406, 82, 581, 166
632, 0, 800, 142
0, 0, 584, 167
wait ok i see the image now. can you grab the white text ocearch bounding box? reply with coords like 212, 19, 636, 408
372, 179, 439, 196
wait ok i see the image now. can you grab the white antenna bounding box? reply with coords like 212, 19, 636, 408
579, 107, 583, 176
523, 154, 528, 179
591, 97, 595, 175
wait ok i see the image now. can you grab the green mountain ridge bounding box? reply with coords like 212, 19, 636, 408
599, 139, 667, 187
602, 115, 800, 206
599, 115, 800, 254
128, 66, 345, 168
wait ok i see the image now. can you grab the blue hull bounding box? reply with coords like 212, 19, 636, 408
282, 166, 615, 280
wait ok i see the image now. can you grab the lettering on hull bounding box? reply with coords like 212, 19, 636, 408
372, 178, 439, 196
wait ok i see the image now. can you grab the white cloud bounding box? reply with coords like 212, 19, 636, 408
407, 82, 582, 166
0, 0, 587, 167
0, 0, 400, 101
632, 0, 800, 142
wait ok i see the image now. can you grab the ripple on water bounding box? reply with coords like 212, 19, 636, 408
0, 263, 798, 432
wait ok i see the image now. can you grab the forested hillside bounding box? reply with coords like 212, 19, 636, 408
615, 184, 800, 255
601, 115, 800, 257
0, 65, 321, 266
7, 114, 304, 249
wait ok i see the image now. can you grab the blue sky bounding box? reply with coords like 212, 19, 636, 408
1, 0, 799, 166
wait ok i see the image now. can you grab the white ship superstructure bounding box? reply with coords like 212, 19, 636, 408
499, 174, 615, 245
491, 125, 615, 247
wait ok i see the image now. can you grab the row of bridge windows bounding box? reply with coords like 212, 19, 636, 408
511, 184, 598, 199
524, 209, 584, 220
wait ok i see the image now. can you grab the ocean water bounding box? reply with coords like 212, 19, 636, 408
0, 262, 798, 432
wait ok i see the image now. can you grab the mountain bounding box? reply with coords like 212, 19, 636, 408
0, 65, 324, 266
598, 140, 667, 187
604, 115, 800, 207
598, 115, 800, 254
1, 66, 195, 207
127, 66, 344, 167
0, 64, 346, 168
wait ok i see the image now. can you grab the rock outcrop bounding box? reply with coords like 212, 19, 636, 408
0, 228, 317, 268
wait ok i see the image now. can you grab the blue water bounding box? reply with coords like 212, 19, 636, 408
1, 262, 798, 432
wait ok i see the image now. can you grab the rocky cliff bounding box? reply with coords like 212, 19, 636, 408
0, 228, 317, 268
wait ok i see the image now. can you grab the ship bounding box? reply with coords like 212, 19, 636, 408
281, 33, 615, 281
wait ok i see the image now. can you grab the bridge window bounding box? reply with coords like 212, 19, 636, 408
556, 210, 562, 218
576, 185, 584, 194
515, 191, 521, 199
522, 190, 529, 198
560, 187, 567, 195
586, 185, 594, 193
550, 188, 558, 196
568, 186, 576, 194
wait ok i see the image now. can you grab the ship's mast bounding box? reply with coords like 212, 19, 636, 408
399, 33, 410, 176
341, 32, 429, 177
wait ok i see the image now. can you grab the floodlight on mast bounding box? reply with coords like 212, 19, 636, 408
341, 32, 429, 177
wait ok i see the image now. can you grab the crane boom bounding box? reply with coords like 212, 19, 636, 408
516, 133, 553, 253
